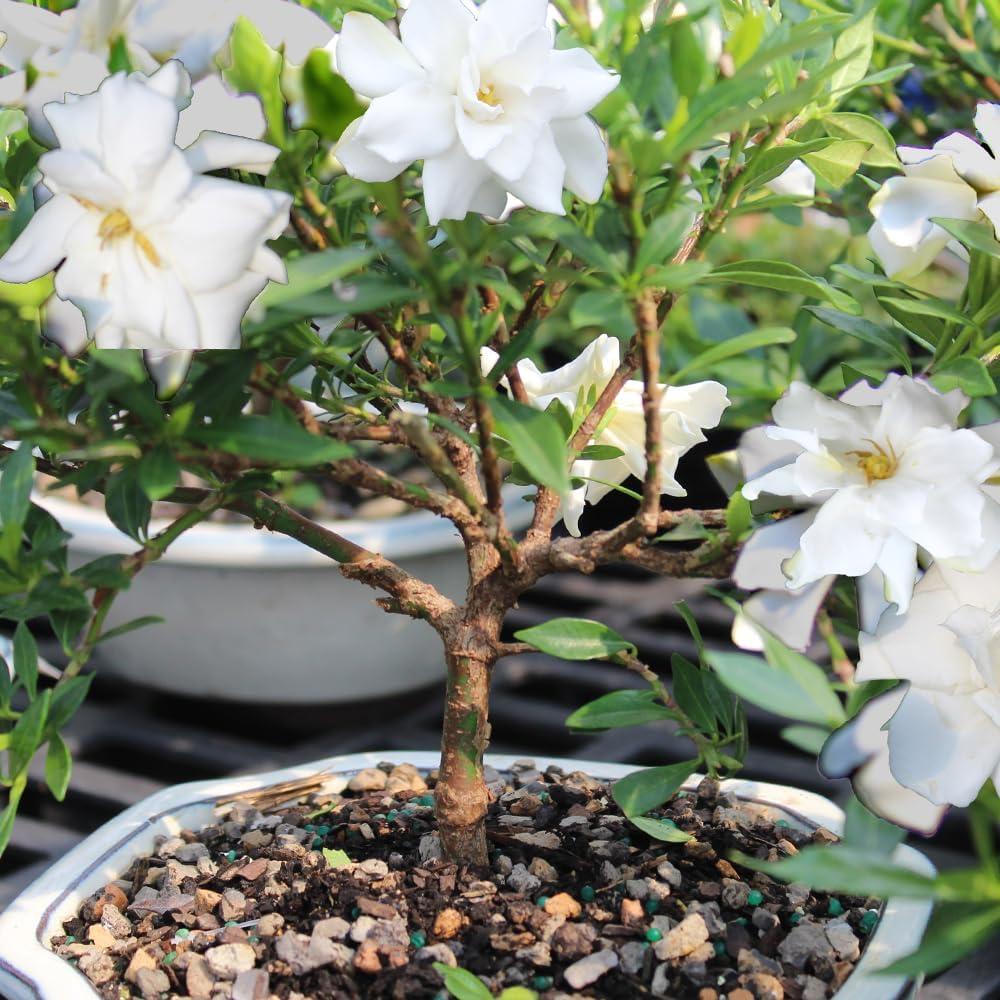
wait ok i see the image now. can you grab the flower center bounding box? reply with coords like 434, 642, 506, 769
848, 440, 898, 485
477, 83, 501, 107
97, 209, 161, 267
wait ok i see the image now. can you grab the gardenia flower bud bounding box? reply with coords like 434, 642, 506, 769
334, 0, 619, 224
850, 556, 1000, 811
869, 102, 1000, 279
482, 335, 730, 536
742, 375, 1000, 613
0, 63, 291, 380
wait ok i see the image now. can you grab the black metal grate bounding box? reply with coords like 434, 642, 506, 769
1, 568, 997, 997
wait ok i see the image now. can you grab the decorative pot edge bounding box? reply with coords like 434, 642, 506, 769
0, 750, 934, 1000
32, 487, 534, 568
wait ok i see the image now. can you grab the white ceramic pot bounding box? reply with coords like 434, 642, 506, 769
0, 751, 934, 1000
34, 493, 532, 704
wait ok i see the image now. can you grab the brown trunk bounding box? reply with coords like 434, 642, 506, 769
435, 626, 496, 867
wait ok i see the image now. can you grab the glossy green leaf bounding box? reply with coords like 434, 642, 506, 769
138, 444, 180, 502
432, 964, 493, 1000
807, 306, 911, 373
703, 261, 861, 314
105, 467, 152, 543
932, 217, 1000, 259
823, 113, 898, 168
96, 616, 165, 644
613, 761, 697, 817
931, 358, 996, 397
829, 8, 875, 98
190, 416, 354, 468
225, 17, 285, 145
44, 733, 72, 801
490, 396, 571, 496
566, 689, 673, 731
12, 621, 37, 699
803, 140, 870, 188
9, 688, 50, 775
628, 815, 692, 843
301, 51, 364, 142
673, 327, 796, 381
780, 725, 829, 755
515, 618, 636, 661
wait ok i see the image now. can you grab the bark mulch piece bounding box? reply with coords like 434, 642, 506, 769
53, 761, 879, 1000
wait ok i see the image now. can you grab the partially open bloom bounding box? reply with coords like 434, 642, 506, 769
0, 64, 291, 376
848, 556, 1000, 811
335, 0, 619, 224
482, 335, 729, 536
742, 375, 1000, 613
869, 102, 1000, 279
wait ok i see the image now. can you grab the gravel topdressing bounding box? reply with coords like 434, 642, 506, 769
52, 761, 879, 1000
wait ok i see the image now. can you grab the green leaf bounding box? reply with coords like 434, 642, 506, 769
669, 15, 708, 99
566, 689, 673, 731
190, 415, 354, 468
301, 51, 364, 142
498, 989, 539, 1000
932, 217, 1000, 259
803, 140, 870, 188
96, 616, 165, 644
673, 327, 797, 381
258, 247, 374, 310
823, 113, 899, 168
515, 618, 636, 661
725, 491, 752, 539
138, 444, 180, 502
671, 654, 717, 733
44, 733, 72, 801
105, 467, 152, 542
225, 17, 286, 146
12, 621, 38, 699
570, 289, 633, 338
707, 647, 844, 729
761, 632, 846, 726
780, 725, 829, 755
879, 294, 974, 330
47, 675, 93, 731
628, 815, 692, 843
613, 761, 697, 817
807, 306, 911, 373
931, 358, 996, 397
703, 261, 860, 314
843, 796, 904, 858
107, 34, 133, 74
881, 903, 1000, 977
0, 774, 26, 856
829, 8, 875, 98
726, 12, 765, 69
9, 688, 50, 774
735, 844, 937, 899
490, 396, 571, 496
0, 441, 35, 535
432, 964, 493, 1000
634, 210, 690, 276
323, 847, 352, 868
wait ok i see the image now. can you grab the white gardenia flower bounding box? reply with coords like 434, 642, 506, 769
819, 687, 947, 835
0, 64, 291, 375
852, 556, 1000, 810
742, 374, 1000, 614
869, 102, 1000, 279
482, 335, 730, 536
0, 0, 333, 146
334, 0, 619, 224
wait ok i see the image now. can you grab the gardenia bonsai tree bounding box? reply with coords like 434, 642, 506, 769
1, 0, 1000, 972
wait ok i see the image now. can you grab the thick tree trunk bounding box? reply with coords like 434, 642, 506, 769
435, 626, 496, 867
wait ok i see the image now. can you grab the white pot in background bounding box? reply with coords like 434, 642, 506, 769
34, 493, 532, 704
0, 752, 934, 1000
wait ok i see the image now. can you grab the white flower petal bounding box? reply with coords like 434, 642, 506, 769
974, 102, 1000, 162
399, 0, 473, 86
0, 193, 84, 282
0, 0, 68, 70
766, 160, 815, 199
868, 218, 948, 280
732, 511, 816, 590
190, 269, 269, 348
505, 124, 566, 215
356, 82, 456, 164
335, 116, 409, 182
869, 174, 978, 248
542, 46, 618, 118
551, 115, 607, 203
182, 132, 278, 175
421, 143, 495, 224
144, 348, 193, 397
934, 131, 1000, 193
336, 12, 423, 99
734, 579, 833, 652
41, 293, 90, 355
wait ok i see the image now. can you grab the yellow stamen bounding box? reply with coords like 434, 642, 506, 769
135, 232, 161, 267
98, 209, 132, 244
477, 83, 500, 107
847, 439, 898, 485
